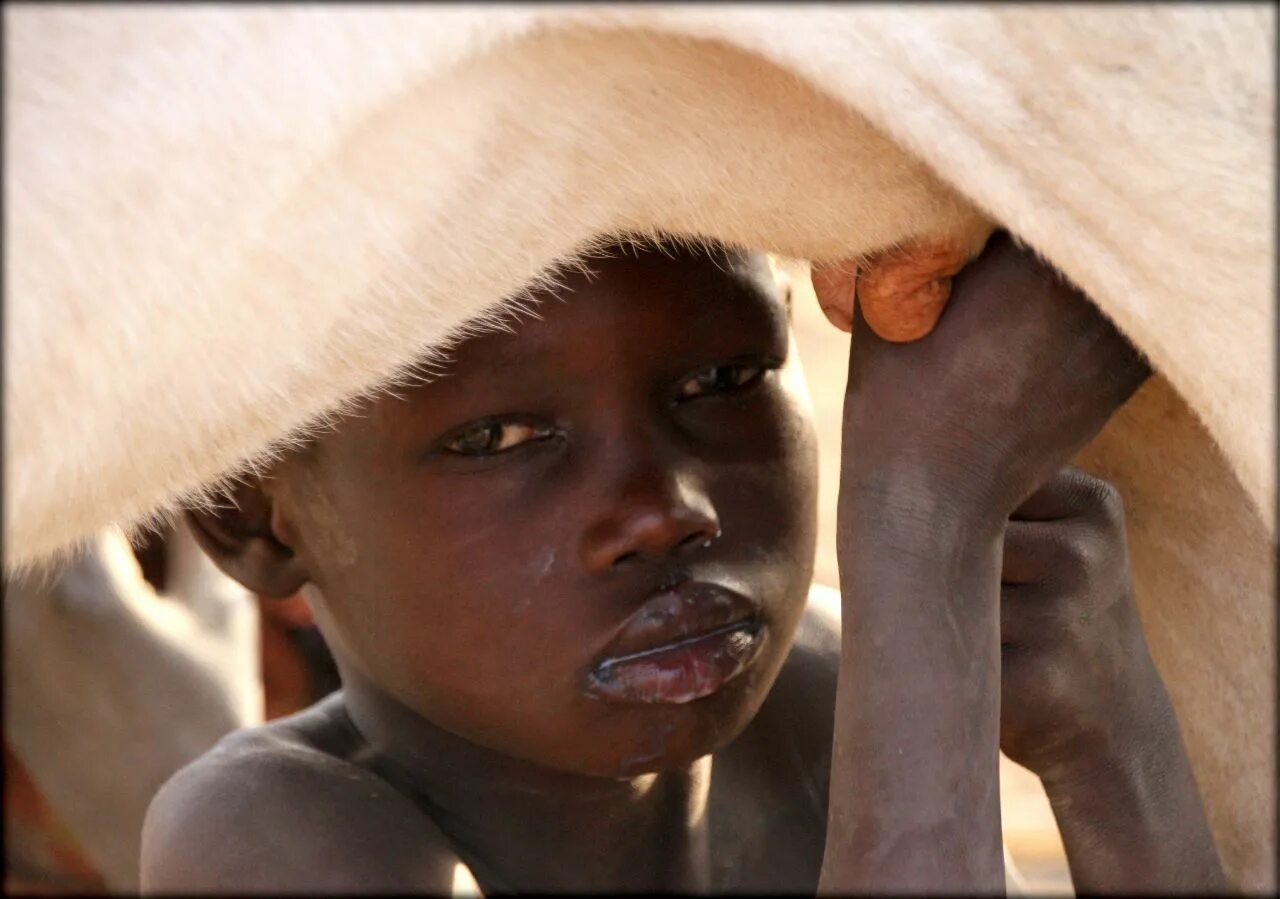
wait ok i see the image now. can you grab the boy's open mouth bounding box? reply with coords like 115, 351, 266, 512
585, 581, 766, 705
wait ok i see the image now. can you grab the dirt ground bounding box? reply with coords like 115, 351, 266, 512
783, 258, 1073, 894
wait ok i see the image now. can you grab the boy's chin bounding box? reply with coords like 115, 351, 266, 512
585, 679, 775, 780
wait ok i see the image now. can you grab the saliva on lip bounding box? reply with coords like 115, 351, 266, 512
587, 622, 763, 705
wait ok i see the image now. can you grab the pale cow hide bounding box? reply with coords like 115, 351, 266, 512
4, 6, 1273, 889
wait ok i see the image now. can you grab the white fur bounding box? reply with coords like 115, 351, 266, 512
5, 6, 1273, 888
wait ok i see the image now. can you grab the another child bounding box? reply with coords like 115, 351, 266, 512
141, 233, 1225, 893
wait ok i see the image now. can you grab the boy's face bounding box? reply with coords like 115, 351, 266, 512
273, 242, 818, 777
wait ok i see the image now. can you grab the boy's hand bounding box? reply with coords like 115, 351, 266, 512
998, 467, 1156, 776
844, 231, 1151, 523
997, 467, 1229, 892
828, 232, 1223, 893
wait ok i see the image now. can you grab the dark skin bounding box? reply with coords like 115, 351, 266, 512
825, 233, 1226, 893
142, 235, 1226, 894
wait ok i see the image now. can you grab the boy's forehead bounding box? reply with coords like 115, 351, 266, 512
420, 241, 784, 367
523, 241, 784, 338
298, 241, 790, 458
569, 240, 783, 308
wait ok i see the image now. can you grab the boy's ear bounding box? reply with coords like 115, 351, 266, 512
184, 480, 308, 599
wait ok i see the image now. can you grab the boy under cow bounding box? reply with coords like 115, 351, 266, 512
7, 7, 1272, 891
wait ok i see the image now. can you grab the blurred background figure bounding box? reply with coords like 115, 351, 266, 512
4, 522, 338, 893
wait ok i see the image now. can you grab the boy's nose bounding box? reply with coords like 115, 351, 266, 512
579, 469, 721, 573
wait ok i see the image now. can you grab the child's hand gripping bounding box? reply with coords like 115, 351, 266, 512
998, 467, 1150, 776
822, 231, 1225, 894
998, 466, 1228, 891
841, 230, 1151, 521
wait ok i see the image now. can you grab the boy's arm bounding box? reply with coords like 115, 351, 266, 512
819, 233, 1151, 892
821, 433, 1008, 892
1042, 686, 1228, 893
141, 734, 469, 895
998, 469, 1227, 893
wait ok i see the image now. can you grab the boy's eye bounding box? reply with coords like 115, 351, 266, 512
676, 362, 769, 400
441, 421, 554, 456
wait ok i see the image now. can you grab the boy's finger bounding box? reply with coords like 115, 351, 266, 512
1000, 579, 1049, 649
810, 258, 857, 332
1001, 520, 1057, 584
1000, 573, 1079, 649
1011, 466, 1095, 522
999, 587, 1031, 649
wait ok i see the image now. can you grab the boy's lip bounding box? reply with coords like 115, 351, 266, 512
585, 581, 765, 704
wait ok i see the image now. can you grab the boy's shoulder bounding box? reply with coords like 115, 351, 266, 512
786, 583, 842, 680
141, 694, 463, 894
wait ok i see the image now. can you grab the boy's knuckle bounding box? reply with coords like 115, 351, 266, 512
1042, 529, 1092, 589
1070, 529, 1104, 571
1064, 520, 1125, 588
1079, 474, 1125, 527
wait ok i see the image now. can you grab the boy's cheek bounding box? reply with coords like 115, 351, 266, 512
780, 333, 818, 415
675, 359, 815, 468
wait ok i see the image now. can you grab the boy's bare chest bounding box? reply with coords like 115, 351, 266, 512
703, 728, 829, 891
447, 749, 828, 893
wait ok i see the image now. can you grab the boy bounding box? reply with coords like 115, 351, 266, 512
142, 233, 1225, 893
